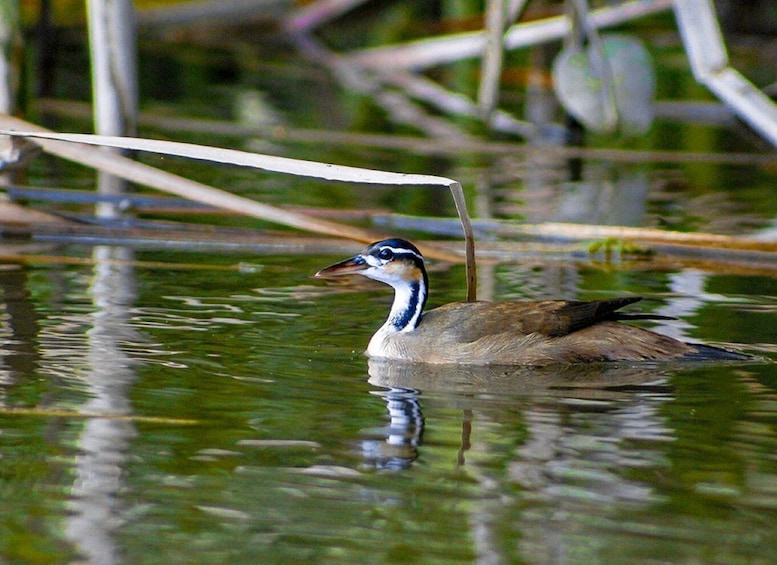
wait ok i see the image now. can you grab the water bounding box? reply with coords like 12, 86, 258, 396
8, 9, 777, 563
0, 245, 775, 563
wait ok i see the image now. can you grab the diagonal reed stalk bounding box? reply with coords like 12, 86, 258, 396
0, 115, 478, 299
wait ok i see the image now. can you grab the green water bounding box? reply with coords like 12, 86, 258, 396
0, 247, 775, 563
7, 7, 777, 563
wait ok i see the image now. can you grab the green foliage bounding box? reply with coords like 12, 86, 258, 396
588, 237, 655, 258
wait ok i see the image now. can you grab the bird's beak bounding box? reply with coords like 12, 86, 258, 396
314, 254, 368, 278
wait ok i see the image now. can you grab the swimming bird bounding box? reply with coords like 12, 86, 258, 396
315, 238, 747, 365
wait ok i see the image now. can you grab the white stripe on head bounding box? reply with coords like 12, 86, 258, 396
372, 244, 423, 263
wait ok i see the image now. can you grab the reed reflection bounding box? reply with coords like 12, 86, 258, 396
0, 265, 41, 394
66, 246, 139, 565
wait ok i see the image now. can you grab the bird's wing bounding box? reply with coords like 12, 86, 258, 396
421, 297, 655, 340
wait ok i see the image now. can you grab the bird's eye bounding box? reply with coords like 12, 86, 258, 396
377, 248, 394, 260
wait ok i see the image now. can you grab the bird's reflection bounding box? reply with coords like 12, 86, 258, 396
364, 357, 676, 474
367, 358, 673, 399
360, 387, 424, 470
366, 359, 675, 472
365, 358, 678, 561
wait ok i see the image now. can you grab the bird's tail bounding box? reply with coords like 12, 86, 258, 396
683, 343, 752, 361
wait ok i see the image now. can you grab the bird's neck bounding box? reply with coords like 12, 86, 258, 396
385, 278, 427, 333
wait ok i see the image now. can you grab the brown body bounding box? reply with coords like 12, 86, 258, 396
367, 299, 702, 365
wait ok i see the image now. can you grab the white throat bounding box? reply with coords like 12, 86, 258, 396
367, 281, 425, 358
384, 280, 425, 333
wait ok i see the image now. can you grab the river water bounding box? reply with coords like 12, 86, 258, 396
0, 244, 775, 563
4, 9, 777, 563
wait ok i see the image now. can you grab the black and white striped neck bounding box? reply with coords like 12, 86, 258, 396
385, 275, 428, 333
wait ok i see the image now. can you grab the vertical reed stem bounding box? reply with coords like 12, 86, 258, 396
86, 0, 139, 218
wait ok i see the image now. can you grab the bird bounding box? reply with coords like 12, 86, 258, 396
315, 238, 748, 365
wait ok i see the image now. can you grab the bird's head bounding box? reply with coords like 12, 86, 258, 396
315, 238, 427, 289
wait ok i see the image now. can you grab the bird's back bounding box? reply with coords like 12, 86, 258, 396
367, 298, 734, 365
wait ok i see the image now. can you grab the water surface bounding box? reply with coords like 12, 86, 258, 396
9, 10, 777, 563
0, 246, 775, 563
